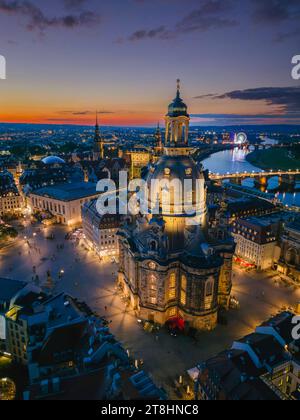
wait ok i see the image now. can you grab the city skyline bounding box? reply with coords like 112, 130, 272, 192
0, 0, 300, 126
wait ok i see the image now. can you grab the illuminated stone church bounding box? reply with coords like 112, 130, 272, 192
118, 82, 234, 331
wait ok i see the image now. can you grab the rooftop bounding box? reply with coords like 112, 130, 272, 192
237, 333, 287, 368
32, 182, 98, 202
42, 156, 66, 165
199, 349, 279, 400
286, 218, 300, 233
259, 312, 295, 346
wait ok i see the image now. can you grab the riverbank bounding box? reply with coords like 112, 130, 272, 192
246, 148, 300, 171
195, 144, 231, 162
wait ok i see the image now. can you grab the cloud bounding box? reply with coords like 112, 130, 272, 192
194, 87, 300, 116
190, 113, 300, 125
175, 0, 237, 34
191, 113, 296, 119
251, 0, 300, 24
0, 0, 100, 32
58, 110, 114, 116
129, 26, 170, 41
63, 0, 87, 9
127, 0, 237, 41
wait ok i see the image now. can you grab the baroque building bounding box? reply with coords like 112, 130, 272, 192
118, 82, 235, 331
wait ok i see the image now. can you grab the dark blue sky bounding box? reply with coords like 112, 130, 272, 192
0, 0, 299, 126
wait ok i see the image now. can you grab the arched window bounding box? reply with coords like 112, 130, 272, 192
148, 274, 157, 305
205, 277, 214, 298
180, 275, 187, 306
150, 240, 157, 252
168, 273, 176, 300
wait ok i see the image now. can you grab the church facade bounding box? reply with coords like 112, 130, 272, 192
118, 82, 235, 331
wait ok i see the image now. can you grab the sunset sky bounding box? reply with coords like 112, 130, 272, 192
0, 0, 299, 126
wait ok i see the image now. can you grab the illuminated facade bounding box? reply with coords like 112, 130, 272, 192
0, 170, 23, 217
29, 182, 100, 226
232, 218, 278, 270
118, 83, 234, 331
82, 199, 120, 258
121, 147, 151, 180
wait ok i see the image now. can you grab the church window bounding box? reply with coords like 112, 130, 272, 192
168, 308, 176, 318
150, 241, 157, 252
169, 273, 176, 300
148, 275, 157, 304
206, 278, 214, 297
180, 275, 187, 306
149, 262, 156, 270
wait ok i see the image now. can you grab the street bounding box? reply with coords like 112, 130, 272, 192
1, 222, 300, 396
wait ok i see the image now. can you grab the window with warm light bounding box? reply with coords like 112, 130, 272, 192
149, 275, 157, 304
180, 275, 187, 306
168, 308, 176, 318
169, 273, 176, 300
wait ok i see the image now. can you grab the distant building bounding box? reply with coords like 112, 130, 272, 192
232, 217, 278, 270
20, 157, 84, 193
120, 146, 151, 179
29, 182, 100, 226
82, 199, 121, 258
93, 113, 104, 161
0, 160, 23, 185
153, 123, 164, 161
224, 198, 276, 225
80, 158, 127, 185
277, 219, 300, 283
0, 170, 23, 217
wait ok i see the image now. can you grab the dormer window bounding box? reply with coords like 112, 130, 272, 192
149, 262, 156, 270
185, 168, 192, 176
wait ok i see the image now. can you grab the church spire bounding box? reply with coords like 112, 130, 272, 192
95, 111, 100, 140
155, 122, 162, 150
93, 111, 104, 160
176, 78, 181, 98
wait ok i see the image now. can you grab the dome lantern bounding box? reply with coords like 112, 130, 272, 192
165, 80, 191, 151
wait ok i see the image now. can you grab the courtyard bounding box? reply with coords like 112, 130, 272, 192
1, 221, 300, 397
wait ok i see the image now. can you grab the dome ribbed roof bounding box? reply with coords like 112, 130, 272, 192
147, 155, 202, 183
167, 90, 189, 117
42, 156, 65, 165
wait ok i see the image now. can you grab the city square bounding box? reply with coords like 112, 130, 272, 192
1, 222, 299, 396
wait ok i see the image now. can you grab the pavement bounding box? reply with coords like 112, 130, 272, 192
1, 221, 300, 397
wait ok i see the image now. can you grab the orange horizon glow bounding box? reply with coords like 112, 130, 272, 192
0, 96, 296, 127
0, 113, 166, 127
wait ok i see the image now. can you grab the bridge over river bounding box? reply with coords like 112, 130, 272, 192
210, 169, 300, 187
